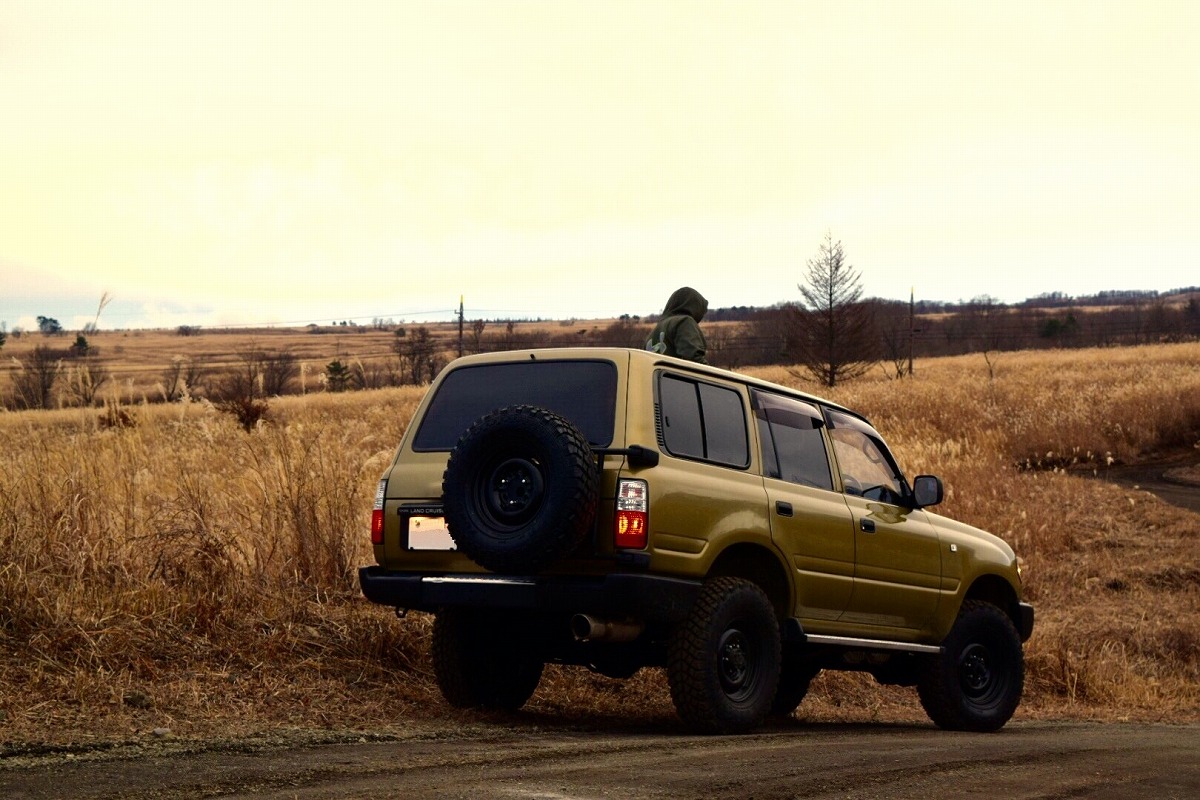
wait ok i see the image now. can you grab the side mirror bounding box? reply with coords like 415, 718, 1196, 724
912, 475, 944, 508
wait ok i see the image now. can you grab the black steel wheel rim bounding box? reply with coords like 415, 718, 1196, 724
717, 628, 757, 701
480, 457, 545, 527
958, 642, 1001, 704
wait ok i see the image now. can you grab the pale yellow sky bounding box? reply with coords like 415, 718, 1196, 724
2, 1, 1197, 329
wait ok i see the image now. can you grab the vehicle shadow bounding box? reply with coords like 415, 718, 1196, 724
453, 706, 937, 738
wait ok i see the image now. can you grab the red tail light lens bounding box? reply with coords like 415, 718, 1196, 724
370, 479, 387, 545
615, 478, 648, 550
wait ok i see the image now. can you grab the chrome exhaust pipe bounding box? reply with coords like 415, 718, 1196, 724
570, 614, 644, 643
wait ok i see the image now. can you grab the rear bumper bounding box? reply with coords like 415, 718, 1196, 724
359, 566, 702, 625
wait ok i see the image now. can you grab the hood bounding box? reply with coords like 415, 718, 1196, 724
662, 286, 709, 322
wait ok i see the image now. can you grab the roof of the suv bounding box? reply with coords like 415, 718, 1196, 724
440, 347, 866, 424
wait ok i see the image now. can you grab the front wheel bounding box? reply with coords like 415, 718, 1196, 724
918, 600, 1024, 732
667, 577, 781, 734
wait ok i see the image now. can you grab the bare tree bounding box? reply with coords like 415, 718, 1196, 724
789, 233, 876, 387
871, 299, 911, 379
595, 318, 650, 349
394, 326, 442, 385
261, 351, 299, 396
10, 346, 65, 409
350, 357, 397, 390
218, 349, 266, 403
964, 295, 1005, 384
706, 323, 748, 370
209, 348, 297, 400
65, 358, 111, 407
160, 356, 209, 402
468, 319, 487, 354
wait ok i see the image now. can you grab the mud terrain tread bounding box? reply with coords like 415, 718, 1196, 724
917, 599, 1024, 732
443, 405, 599, 574
667, 577, 781, 735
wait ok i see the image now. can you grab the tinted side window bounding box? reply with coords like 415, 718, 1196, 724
753, 391, 834, 491
659, 374, 749, 467
698, 383, 749, 465
413, 360, 617, 450
659, 374, 704, 458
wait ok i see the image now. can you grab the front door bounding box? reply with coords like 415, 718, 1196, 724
841, 496, 942, 635
825, 409, 942, 636
754, 391, 855, 626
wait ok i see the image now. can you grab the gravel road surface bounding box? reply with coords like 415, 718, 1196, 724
3, 721, 1197, 799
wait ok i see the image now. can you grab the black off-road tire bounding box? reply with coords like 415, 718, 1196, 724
770, 654, 819, 717
667, 577, 781, 735
442, 405, 599, 574
431, 608, 544, 711
917, 600, 1024, 732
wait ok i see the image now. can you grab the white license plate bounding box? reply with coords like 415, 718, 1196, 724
408, 516, 456, 551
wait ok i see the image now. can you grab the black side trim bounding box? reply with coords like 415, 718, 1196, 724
1017, 602, 1035, 642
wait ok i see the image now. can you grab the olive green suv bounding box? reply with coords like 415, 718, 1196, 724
360, 347, 1034, 734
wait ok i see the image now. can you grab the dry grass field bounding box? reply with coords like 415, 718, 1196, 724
0, 324, 455, 404
1, 342, 1198, 748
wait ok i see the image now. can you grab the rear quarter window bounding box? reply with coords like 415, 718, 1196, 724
657, 372, 749, 468
412, 360, 618, 450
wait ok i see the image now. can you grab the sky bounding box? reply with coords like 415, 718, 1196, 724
2, 1, 1198, 331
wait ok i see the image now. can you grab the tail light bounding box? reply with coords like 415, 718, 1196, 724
614, 478, 648, 549
370, 479, 387, 545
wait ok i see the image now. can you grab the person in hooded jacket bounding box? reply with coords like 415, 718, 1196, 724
646, 286, 708, 364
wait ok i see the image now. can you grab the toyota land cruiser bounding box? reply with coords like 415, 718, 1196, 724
359, 347, 1034, 734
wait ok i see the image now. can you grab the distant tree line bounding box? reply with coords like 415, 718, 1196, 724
4, 279, 1199, 413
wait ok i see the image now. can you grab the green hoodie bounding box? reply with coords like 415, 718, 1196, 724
646, 286, 709, 363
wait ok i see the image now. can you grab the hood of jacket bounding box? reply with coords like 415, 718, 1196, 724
662, 286, 708, 322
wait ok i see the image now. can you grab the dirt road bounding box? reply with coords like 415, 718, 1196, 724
3, 720, 1198, 799
1096, 453, 1200, 514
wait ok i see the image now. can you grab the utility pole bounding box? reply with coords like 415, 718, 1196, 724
453, 296, 463, 357
908, 287, 915, 377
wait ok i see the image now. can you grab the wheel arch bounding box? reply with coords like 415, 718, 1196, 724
706, 543, 791, 621
963, 573, 1021, 630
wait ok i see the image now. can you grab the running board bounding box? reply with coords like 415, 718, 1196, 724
804, 633, 942, 655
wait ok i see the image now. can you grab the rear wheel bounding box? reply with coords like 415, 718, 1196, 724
667, 577, 781, 734
918, 600, 1024, 732
432, 608, 544, 711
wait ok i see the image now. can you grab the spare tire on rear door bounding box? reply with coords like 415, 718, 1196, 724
442, 405, 600, 573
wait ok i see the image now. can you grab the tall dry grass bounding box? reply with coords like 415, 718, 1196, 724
1, 343, 1198, 747
0, 389, 436, 743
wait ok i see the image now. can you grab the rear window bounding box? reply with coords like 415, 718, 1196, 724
412, 360, 618, 450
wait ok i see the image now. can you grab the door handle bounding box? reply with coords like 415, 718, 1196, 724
776, 501, 793, 517
860, 518, 876, 533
